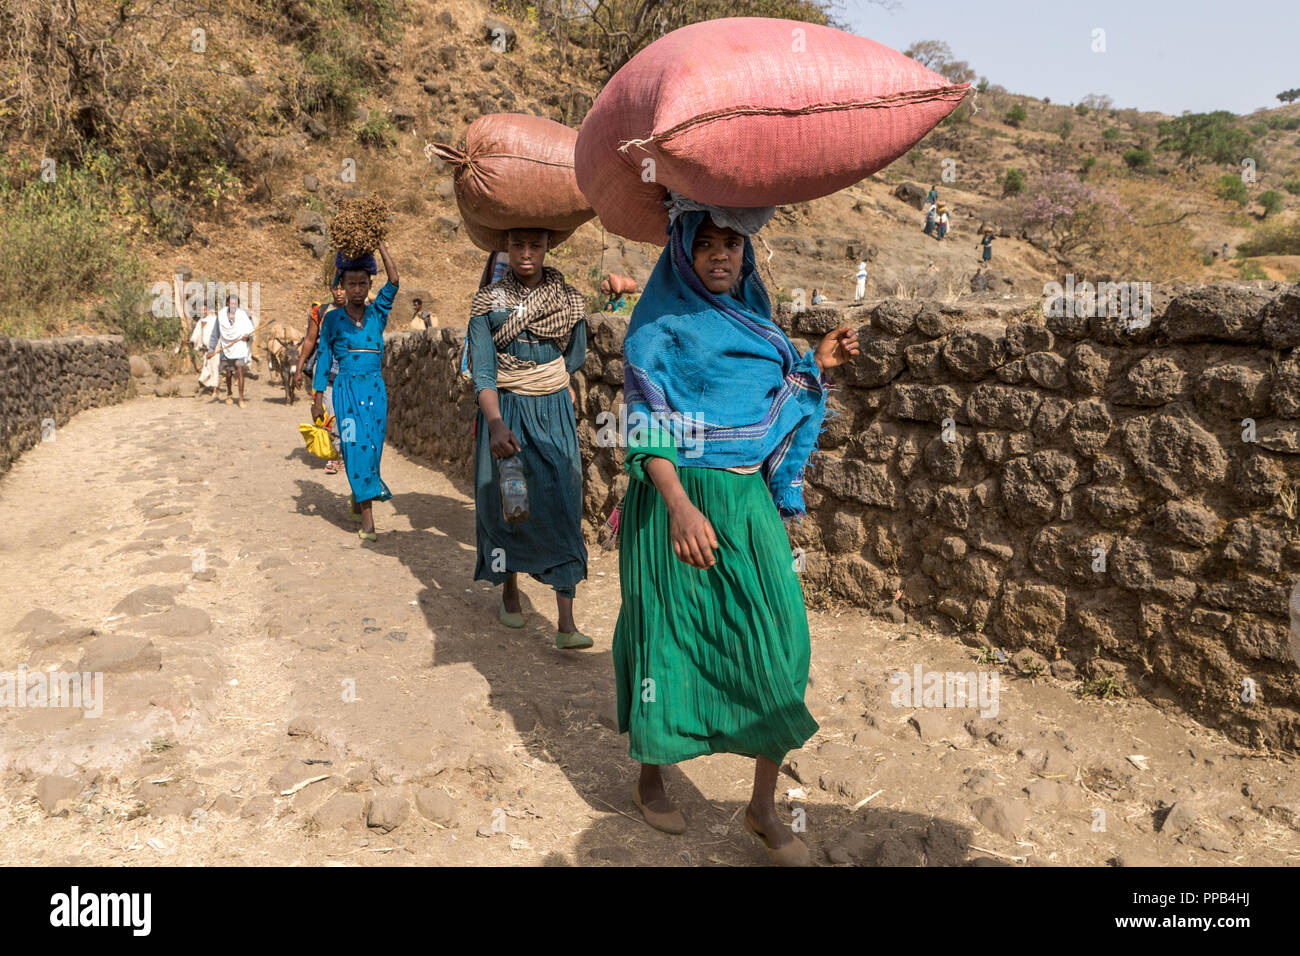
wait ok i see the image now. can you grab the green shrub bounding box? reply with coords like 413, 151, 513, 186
940, 104, 972, 127
300, 51, 364, 116
356, 116, 396, 148
1238, 221, 1300, 256
112, 285, 177, 350
1215, 174, 1249, 206
1240, 260, 1268, 280
1002, 167, 1026, 196
0, 152, 143, 338
1157, 110, 1253, 165
1056, 118, 1072, 141
1284, 179, 1300, 195
1004, 104, 1027, 127
1074, 102, 1089, 116
1123, 147, 1152, 170
1102, 127, 1121, 141
294, 0, 406, 117
1081, 156, 1097, 175
1260, 189, 1285, 217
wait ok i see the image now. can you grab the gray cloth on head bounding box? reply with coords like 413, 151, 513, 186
663, 189, 776, 236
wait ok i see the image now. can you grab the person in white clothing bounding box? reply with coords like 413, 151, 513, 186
190, 308, 220, 397
854, 261, 868, 300
207, 294, 256, 406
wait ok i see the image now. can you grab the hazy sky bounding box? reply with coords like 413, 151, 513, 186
839, 0, 1297, 116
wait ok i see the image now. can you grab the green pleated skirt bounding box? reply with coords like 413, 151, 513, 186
612, 467, 819, 766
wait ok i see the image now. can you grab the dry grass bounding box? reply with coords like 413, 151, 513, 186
329, 195, 391, 259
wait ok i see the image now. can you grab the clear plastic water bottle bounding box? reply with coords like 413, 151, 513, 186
499, 455, 529, 523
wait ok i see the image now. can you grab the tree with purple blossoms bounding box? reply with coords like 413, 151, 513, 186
1016, 172, 1130, 256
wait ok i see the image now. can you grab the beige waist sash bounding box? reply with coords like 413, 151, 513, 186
495, 356, 570, 396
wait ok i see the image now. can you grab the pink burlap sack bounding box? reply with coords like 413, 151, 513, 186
575, 17, 969, 244
431, 113, 595, 252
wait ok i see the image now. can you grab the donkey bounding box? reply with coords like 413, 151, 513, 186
270, 337, 301, 405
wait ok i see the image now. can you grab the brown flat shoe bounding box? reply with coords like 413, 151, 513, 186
745, 809, 811, 867
633, 790, 686, 834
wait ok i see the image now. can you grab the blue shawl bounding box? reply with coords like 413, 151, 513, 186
623, 210, 827, 517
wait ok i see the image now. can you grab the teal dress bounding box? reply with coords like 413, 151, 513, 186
468, 310, 587, 597
313, 281, 397, 503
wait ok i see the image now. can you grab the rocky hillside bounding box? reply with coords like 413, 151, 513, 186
4, 0, 1300, 349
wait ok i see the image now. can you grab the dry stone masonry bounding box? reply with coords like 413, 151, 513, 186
383, 283, 1300, 752
0, 335, 130, 475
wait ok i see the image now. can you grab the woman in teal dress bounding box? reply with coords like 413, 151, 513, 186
311, 241, 398, 540
467, 227, 591, 649
614, 195, 858, 865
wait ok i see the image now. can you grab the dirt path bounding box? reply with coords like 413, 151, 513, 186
1, 382, 1297, 866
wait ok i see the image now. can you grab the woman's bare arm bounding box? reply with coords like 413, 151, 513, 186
644, 457, 717, 569
377, 241, 398, 286
477, 388, 521, 458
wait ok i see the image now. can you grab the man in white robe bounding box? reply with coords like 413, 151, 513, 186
207, 295, 255, 406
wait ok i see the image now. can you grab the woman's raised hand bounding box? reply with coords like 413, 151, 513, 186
814, 324, 860, 372
668, 500, 718, 570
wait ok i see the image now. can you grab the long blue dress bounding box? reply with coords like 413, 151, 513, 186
468, 309, 587, 597
312, 281, 397, 503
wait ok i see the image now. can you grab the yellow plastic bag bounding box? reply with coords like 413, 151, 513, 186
299, 416, 340, 460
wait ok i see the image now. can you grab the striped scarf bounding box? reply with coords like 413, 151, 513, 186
469, 266, 586, 371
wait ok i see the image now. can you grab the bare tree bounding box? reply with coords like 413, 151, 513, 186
902, 38, 975, 84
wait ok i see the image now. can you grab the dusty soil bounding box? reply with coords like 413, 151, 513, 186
1, 382, 1298, 867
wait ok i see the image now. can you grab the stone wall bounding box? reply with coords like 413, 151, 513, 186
0, 335, 131, 475
385, 284, 1300, 751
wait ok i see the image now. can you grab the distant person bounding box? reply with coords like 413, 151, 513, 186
923, 200, 936, 236
412, 297, 433, 329
935, 203, 950, 241
853, 260, 869, 301
207, 294, 255, 407
811, 288, 827, 305
1221, 242, 1230, 259
190, 307, 220, 398
977, 228, 995, 262
927, 184, 938, 206
605, 292, 627, 312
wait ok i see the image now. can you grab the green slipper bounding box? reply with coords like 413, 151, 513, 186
357, 528, 377, 542
498, 602, 525, 629
555, 630, 593, 650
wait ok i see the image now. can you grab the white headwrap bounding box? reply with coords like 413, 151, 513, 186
663, 189, 776, 236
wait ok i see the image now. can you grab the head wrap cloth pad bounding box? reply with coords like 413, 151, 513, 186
623, 200, 826, 517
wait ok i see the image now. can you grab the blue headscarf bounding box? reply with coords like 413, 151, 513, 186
623, 210, 827, 517
335, 251, 377, 275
